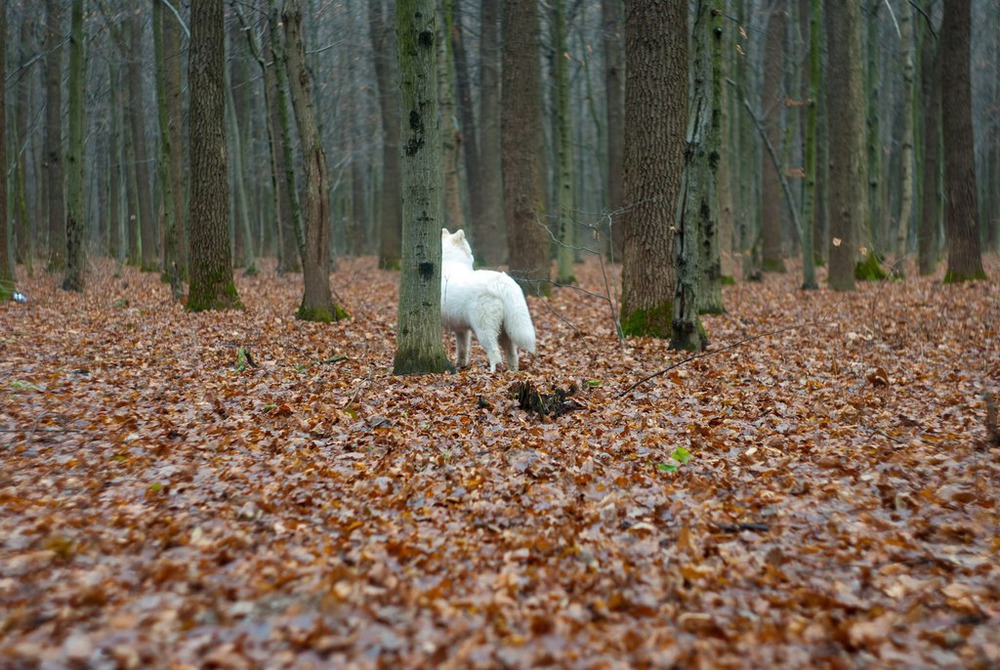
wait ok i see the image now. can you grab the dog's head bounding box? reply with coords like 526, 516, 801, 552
442, 228, 474, 267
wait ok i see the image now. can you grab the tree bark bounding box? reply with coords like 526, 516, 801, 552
799, 0, 820, 289
940, 0, 986, 282
760, 7, 786, 273
369, 0, 403, 270
502, 0, 550, 295
163, 3, 187, 276
619, 0, 687, 337
393, 0, 452, 375
62, 0, 85, 292
283, 0, 345, 321
186, 0, 242, 311
553, 0, 575, 285
917, 3, 941, 276
13, 13, 34, 269
699, 0, 724, 312
825, 0, 866, 291
43, 0, 66, 271
126, 14, 158, 271
154, 0, 181, 297
476, 0, 505, 264
438, 0, 463, 232
603, 0, 625, 258
895, 0, 916, 258
0, 2, 12, 301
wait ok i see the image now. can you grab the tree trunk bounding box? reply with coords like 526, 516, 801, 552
451, 0, 482, 234
620, 0, 687, 337
283, 0, 345, 321
866, 2, 884, 252
895, 0, 916, 258
126, 14, 158, 271
164, 3, 187, 276
224, 28, 257, 275
940, 0, 986, 282
0, 2, 12, 301
13, 13, 34, 270
438, 0, 463, 232
825, 0, 865, 291
716, 0, 735, 284
799, 0, 820, 289
672, 0, 709, 351
186, 0, 242, 312
369, 0, 403, 270
760, 7, 786, 273
43, 0, 65, 271
917, 3, 941, 276
553, 0, 575, 285
502, 0, 550, 296
476, 0, 505, 264
603, 0, 625, 258
154, 0, 181, 297
62, 0, 85, 292
393, 0, 452, 375
699, 0, 724, 312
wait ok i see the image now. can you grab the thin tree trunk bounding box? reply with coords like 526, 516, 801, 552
43, 0, 65, 271
451, 0, 481, 233
283, 0, 345, 321
799, 0, 820, 289
716, 0, 735, 283
224, 28, 257, 275
476, 0, 504, 264
699, 0, 724, 312
369, 0, 402, 269
438, 0, 463, 232
553, 0, 575, 285
0, 3, 12, 300
895, 0, 915, 258
154, 0, 181, 297
603, 0, 625, 258
63, 0, 85, 292
866, 2, 883, 252
126, 14, 158, 271
13, 14, 34, 269
164, 4, 187, 276
760, 7, 786, 273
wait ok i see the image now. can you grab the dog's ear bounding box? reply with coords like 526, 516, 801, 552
454, 229, 466, 242
442, 227, 451, 238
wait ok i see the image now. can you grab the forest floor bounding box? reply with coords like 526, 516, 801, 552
1, 253, 998, 668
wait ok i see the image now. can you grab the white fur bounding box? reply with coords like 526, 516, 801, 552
441, 228, 536, 372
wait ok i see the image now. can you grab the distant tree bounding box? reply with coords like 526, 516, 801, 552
0, 1, 12, 302
126, 12, 158, 272
369, 0, 403, 270
476, 0, 505, 264
13, 12, 34, 270
63, 0, 85, 292
603, 0, 625, 258
799, 0, 820, 290
43, 0, 65, 271
553, 0, 575, 285
917, 1, 942, 276
825, 0, 865, 291
392, 0, 452, 375
940, 0, 987, 282
502, 0, 551, 295
283, 0, 346, 321
760, 7, 787, 273
619, 0, 687, 337
451, 0, 483, 247
186, 0, 242, 311
154, 0, 181, 297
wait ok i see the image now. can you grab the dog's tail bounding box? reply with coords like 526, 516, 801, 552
500, 276, 536, 353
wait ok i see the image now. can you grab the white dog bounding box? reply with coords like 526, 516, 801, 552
440, 229, 536, 372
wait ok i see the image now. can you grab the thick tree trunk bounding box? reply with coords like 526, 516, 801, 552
393, 0, 452, 375
62, 0, 85, 292
283, 0, 345, 321
369, 0, 402, 270
43, 0, 65, 271
940, 0, 986, 282
825, 0, 866, 291
619, 0, 687, 338
502, 0, 550, 295
186, 0, 242, 312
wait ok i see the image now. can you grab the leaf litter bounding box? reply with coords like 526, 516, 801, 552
1, 256, 998, 668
